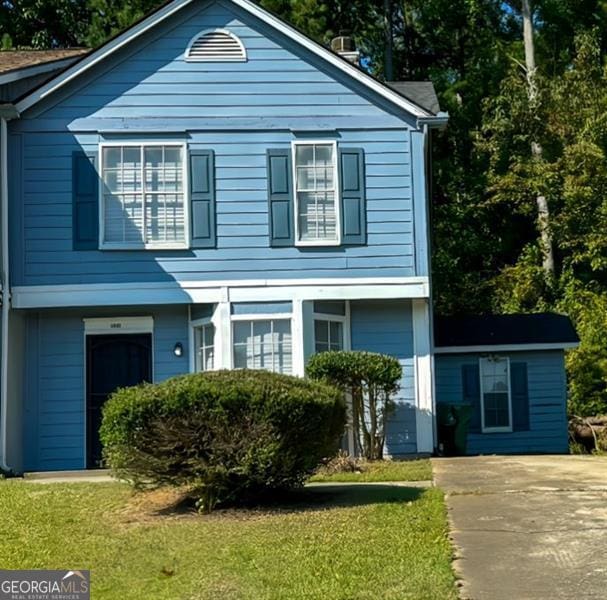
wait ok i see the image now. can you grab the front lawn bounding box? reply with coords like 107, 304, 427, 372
0, 480, 456, 600
310, 458, 432, 483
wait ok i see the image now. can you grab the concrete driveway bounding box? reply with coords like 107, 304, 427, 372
433, 455, 607, 600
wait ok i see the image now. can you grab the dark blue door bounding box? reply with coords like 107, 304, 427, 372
86, 334, 152, 468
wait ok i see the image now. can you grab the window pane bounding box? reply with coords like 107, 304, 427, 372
330, 321, 343, 347
123, 147, 141, 170
314, 320, 328, 344
295, 144, 313, 165
104, 147, 121, 170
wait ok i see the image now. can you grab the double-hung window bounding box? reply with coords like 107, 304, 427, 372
101, 143, 187, 249
479, 357, 512, 433
232, 318, 292, 374
293, 141, 339, 245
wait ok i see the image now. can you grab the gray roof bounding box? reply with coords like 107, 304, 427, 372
387, 81, 440, 115
434, 313, 579, 348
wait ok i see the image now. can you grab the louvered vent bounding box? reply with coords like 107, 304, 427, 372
186, 29, 247, 62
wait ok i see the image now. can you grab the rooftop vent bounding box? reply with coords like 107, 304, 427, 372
185, 29, 247, 62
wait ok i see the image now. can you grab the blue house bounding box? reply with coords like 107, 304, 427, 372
0, 0, 576, 473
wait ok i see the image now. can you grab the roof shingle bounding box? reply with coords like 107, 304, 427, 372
0, 49, 89, 76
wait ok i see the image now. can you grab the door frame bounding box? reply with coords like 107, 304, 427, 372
82, 316, 154, 469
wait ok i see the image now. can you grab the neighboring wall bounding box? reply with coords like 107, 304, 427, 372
10, 0, 420, 287
350, 299, 417, 455
435, 351, 568, 454
22, 306, 189, 471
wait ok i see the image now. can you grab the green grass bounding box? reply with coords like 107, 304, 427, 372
309, 458, 433, 483
0, 480, 456, 600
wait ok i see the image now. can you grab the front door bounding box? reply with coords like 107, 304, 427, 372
86, 334, 152, 468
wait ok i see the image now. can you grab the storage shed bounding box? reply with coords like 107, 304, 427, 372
434, 313, 579, 455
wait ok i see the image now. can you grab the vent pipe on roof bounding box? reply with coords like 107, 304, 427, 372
331, 34, 360, 65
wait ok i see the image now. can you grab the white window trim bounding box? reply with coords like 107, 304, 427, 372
291, 140, 341, 247
230, 312, 293, 373
184, 28, 247, 62
479, 356, 513, 434
98, 141, 189, 251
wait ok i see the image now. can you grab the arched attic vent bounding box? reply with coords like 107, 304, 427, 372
185, 28, 247, 62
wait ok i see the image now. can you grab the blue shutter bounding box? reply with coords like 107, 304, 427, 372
339, 147, 366, 245
511, 362, 530, 431
267, 148, 294, 246
72, 151, 98, 250
190, 149, 216, 248
462, 364, 481, 433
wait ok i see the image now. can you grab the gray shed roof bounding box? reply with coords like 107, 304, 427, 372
387, 81, 440, 116
434, 313, 579, 349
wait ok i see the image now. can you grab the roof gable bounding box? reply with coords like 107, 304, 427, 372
15, 0, 436, 120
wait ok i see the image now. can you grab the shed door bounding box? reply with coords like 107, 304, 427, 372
86, 334, 152, 469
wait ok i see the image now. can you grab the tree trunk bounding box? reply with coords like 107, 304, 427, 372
383, 0, 394, 80
522, 0, 555, 278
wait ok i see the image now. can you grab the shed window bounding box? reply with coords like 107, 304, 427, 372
293, 142, 339, 245
185, 29, 247, 62
479, 357, 512, 433
101, 144, 186, 249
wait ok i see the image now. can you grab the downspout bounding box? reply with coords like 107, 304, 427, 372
0, 105, 18, 473
0, 117, 10, 472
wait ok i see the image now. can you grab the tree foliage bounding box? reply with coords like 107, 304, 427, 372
306, 351, 402, 460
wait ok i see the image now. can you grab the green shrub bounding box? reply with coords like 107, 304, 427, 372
100, 370, 346, 512
306, 351, 402, 460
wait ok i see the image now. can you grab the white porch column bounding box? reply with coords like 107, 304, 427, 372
291, 299, 305, 376
213, 287, 231, 369
412, 298, 434, 453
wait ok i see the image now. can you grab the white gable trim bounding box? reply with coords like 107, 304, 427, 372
15, 0, 434, 119
434, 342, 579, 354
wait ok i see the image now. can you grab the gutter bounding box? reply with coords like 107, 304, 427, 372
417, 111, 449, 130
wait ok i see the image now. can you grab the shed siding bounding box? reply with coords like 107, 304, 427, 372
435, 351, 568, 454
9, 0, 419, 288
350, 299, 417, 455
22, 306, 189, 471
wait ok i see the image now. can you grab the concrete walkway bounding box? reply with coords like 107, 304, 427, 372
433, 455, 607, 600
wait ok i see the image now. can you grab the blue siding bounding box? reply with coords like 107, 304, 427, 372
350, 299, 417, 455
435, 351, 568, 455
9, 0, 420, 287
22, 306, 189, 471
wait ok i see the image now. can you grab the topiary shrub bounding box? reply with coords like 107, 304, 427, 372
306, 351, 402, 461
100, 370, 345, 512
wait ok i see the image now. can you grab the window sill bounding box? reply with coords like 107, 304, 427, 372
295, 239, 341, 248
99, 243, 189, 251
481, 427, 513, 434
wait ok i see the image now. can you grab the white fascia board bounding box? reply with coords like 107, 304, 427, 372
0, 57, 83, 86
15, 0, 435, 121
11, 277, 430, 309
434, 342, 580, 354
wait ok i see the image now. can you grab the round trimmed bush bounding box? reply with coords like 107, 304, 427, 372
100, 369, 346, 511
